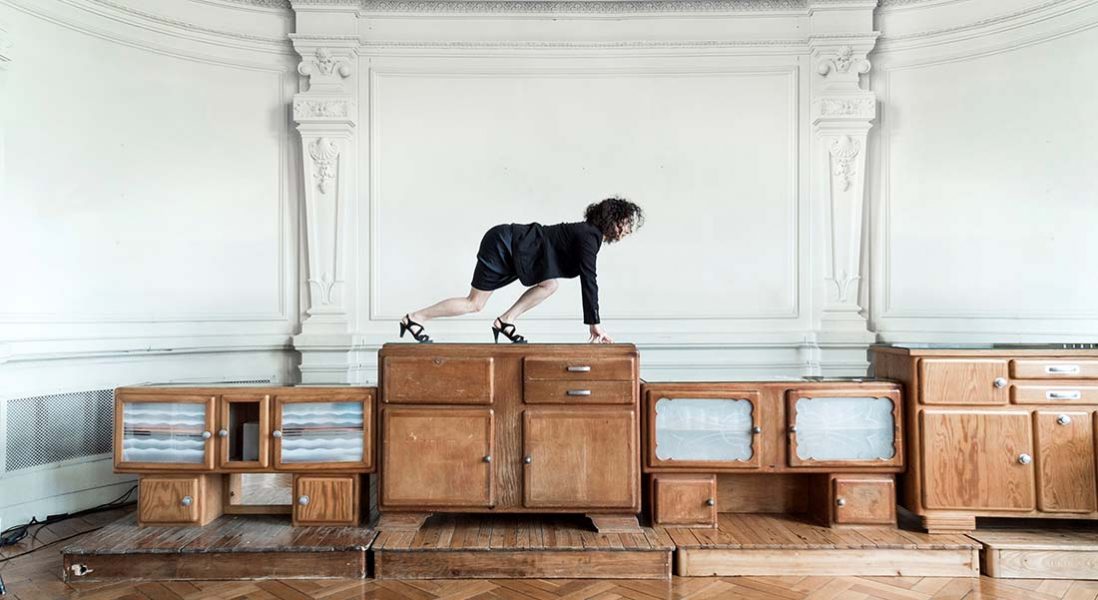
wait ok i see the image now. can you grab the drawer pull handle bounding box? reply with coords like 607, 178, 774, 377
272, 430, 283, 439
705, 498, 716, 507
1046, 364, 1080, 375
1018, 453, 1032, 465
180, 496, 193, 507
483, 455, 492, 463
298, 495, 310, 506
523, 456, 533, 464
1047, 390, 1082, 401
218, 429, 229, 438
835, 498, 846, 507
567, 389, 592, 397
751, 425, 762, 434
567, 365, 592, 373
201, 431, 212, 440
1057, 415, 1073, 426
993, 377, 1008, 389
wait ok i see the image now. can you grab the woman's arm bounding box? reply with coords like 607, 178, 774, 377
578, 229, 613, 342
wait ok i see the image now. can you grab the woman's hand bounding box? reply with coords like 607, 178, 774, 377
588, 324, 614, 344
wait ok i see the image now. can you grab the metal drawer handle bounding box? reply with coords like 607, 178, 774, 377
836, 498, 846, 507
993, 377, 1008, 389
567, 389, 592, 396
298, 495, 310, 506
201, 431, 212, 440
483, 455, 492, 463
705, 498, 716, 507
523, 456, 533, 464
1018, 453, 1033, 465
788, 426, 797, 434
1057, 415, 1073, 426
751, 425, 762, 434
1047, 364, 1081, 375
218, 429, 229, 438
567, 365, 592, 373
1047, 390, 1082, 401
272, 430, 283, 439
180, 496, 193, 507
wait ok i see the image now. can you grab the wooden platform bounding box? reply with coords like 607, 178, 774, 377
971, 523, 1098, 579
61, 513, 377, 582
668, 513, 980, 577
372, 514, 673, 579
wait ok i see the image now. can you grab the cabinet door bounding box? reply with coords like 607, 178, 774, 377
1034, 411, 1096, 513
382, 357, 494, 404
138, 476, 200, 524
272, 392, 373, 471
651, 474, 717, 527
919, 359, 1009, 405
523, 409, 637, 509
381, 408, 494, 508
647, 391, 762, 469
293, 475, 359, 526
920, 410, 1034, 511
218, 394, 270, 471
787, 388, 902, 469
115, 394, 216, 471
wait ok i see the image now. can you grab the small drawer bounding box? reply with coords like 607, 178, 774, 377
138, 475, 221, 526
524, 357, 635, 381
293, 474, 360, 526
1012, 385, 1098, 404
1011, 359, 1098, 380
524, 380, 634, 405
382, 357, 494, 404
831, 475, 895, 526
651, 474, 717, 528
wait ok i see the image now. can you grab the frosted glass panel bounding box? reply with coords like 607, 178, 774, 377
281, 402, 364, 463
122, 402, 207, 464
654, 398, 754, 462
794, 396, 895, 461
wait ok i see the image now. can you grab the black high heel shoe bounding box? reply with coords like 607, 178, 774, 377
399, 314, 433, 343
492, 318, 527, 344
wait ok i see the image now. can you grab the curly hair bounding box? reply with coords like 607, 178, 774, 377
584, 196, 644, 243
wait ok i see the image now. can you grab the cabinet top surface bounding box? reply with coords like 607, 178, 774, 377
872, 343, 1098, 356
117, 384, 376, 394
379, 342, 637, 355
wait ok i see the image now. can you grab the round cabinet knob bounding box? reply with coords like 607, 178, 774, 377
180, 496, 193, 507
705, 498, 716, 507
994, 377, 1008, 389
298, 495, 310, 506
201, 431, 212, 440
751, 425, 762, 434
1018, 453, 1033, 465
483, 455, 492, 463
523, 456, 533, 464
1057, 415, 1073, 426
836, 498, 846, 507
272, 430, 283, 439
218, 429, 229, 438
788, 426, 797, 434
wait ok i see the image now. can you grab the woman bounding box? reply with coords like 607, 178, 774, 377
399, 197, 644, 344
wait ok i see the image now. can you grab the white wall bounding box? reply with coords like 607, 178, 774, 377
0, 0, 300, 526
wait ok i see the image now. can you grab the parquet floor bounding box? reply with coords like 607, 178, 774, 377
4, 509, 1098, 600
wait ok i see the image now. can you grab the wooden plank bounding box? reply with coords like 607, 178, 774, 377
62, 551, 368, 582
983, 547, 1098, 579
373, 549, 671, 580
678, 547, 979, 577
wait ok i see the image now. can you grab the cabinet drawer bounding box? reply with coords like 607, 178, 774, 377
1012, 385, 1098, 404
524, 380, 634, 405
919, 359, 1009, 405
382, 357, 494, 404
524, 357, 634, 381
293, 474, 360, 526
1012, 359, 1098, 380
138, 475, 221, 526
651, 474, 717, 528
831, 476, 895, 525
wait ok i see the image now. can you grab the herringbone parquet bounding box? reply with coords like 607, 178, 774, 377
4, 510, 1098, 600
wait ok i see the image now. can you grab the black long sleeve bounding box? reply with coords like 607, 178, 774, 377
509, 221, 604, 325
578, 228, 601, 325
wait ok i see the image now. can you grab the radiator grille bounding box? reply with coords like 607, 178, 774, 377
5, 389, 114, 472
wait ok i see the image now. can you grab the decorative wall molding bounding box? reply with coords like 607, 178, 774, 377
293, 97, 353, 118
877, 0, 1088, 43
348, 0, 809, 13
814, 96, 875, 117
828, 135, 860, 191
78, 0, 291, 46
816, 45, 871, 76
358, 39, 809, 50
308, 137, 340, 194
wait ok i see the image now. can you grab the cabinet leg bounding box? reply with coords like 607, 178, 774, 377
921, 514, 976, 534
588, 514, 642, 534
376, 512, 431, 532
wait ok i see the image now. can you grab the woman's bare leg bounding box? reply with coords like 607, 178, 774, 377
498, 279, 559, 324
408, 288, 492, 322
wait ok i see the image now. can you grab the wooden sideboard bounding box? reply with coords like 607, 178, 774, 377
642, 380, 904, 528
872, 345, 1098, 533
114, 385, 374, 527
377, 343, 642, 532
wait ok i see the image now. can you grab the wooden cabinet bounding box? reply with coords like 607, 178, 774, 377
649, 474, 717, 528
218, 394, 270, 471
138, 475, 222, 526
377, 344, 641, 529
872, 345, 1098, 533
381, 407, 495, 508
830, 475, 895, 526
272, 392, 374, 472
523, 409, 636, 508
115, 393, 216, 472
646, 389, 763, 470
786, 388, 903, 469
292, 474, 360, 526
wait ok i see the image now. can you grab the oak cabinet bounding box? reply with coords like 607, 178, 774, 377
647, 391, 762, 470
138, 475, 222, 526
381, 407, 495, 508
919, 359, 1009, 405
292, 474, 360, 526
115, 394, 216, 471
272, 393, 373, 471
382, 356, 494, 404
830, 475, 895, 526
649, 474, 717, 528
218, 394, 270, 471
1034, 411, 1096, 513
786, 388, 902, 469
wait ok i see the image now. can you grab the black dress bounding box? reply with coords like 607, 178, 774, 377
471, 221, 603, 325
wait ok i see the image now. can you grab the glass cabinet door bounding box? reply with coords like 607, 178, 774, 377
115, 394, 216, 471
649, 391, 762, 469
272, 393, 373, 471
786, 388, 902, 468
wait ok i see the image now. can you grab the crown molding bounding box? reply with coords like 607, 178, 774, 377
347, 0, 808, 13
878, 0, 1090, 43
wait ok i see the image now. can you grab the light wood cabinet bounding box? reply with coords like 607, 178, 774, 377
786, 388, 903, 469
830, 475, 895, 526
646, 389, 763, 470
217, 394, 270, 471
649, 474, 717, 528
292, 474, 360, 526
138, 474, 222, 526
272, 392, 374, 472
115, 393, 216, 472
872, 345, 1098, 533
